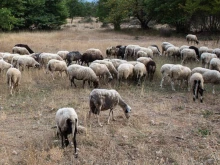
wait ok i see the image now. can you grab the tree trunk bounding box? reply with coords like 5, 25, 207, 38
114, 23, 121, 31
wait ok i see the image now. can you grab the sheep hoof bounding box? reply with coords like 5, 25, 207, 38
74, 153, 78, 158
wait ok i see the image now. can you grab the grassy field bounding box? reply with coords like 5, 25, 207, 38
0, 18, 220, 165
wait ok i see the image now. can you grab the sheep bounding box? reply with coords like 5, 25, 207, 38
146, 60, 156, 81
189, 46, 200, 59
202, 70, 220, 94
11, 54, 31, 68
67, 64, 99, 88
169, 65, 191, 91
47, 59, 68, 80
3, 53, 20, 63
107, 59, 127, 69
191, 67, 210, 75
190, 73, 204, 103
89, 63, 113, 82
179, 45, 189, 52
209, 58, 220, 72
57, 51, 69, 60
212, 48, 220, 58
186, 34, 199, 45
136, 57, 152, 66
17, 56, 40, 71
14, 44, 34, 54
165, 46, 180, 60
116, 46, 126, 59
134, 47, 153, 59
117, 63, 134, 85
89, 89, 131, 127
134, 62, 147, 85
39, 53, 63, 69
148, 45, 161, 56
6, 68, 21, 96
0, 59, 13, 73
137, 50, 148, 58
12, 46, 30, 55
124, 45, 139, 59
181, 48, 199, 64
199, 46, 209, 56
161, 42, 174, 55
106, 46, 117, 57
200, 53, 217, 68
160, 64, 175, 88
66, 51, 82, 66
81, 48, 103, 66
55, 107, 78, 158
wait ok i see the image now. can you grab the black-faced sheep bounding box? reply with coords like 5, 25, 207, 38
66, 51, 82, 66
186, 34, 199, 45
55, 107, 78, 158
146, 60, 156, 81
14, 44, 34, 54
190, 73, 204, 103
0, 59, 13, 73
12, 46, 30, 55
67, 64, 99, 88
6, 68, 21, 96
81, 48, 103, 66
47, 59, 68, 80
89, 89, 131, 127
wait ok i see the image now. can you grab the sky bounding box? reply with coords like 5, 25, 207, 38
85, 0, 97, 2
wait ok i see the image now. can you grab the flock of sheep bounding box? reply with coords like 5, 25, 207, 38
1, 33, 220, 157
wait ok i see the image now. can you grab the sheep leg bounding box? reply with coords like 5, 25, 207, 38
71, 78, 77, 87
212, 85, 215, 94
160, 75, 165, 88
171, 80, 176, 91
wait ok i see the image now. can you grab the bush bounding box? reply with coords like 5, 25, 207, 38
160, 27, 172, 37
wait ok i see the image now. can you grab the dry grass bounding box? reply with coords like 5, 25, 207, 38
0, 17, 220, 165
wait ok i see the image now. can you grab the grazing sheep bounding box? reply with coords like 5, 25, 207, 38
186, 34, 199, 45
57, 51, 69, 60
106, 46, 117, 57
181, 48, 199, 64
160, 64, 175, 88
146, 60, 156, 81
89, 63, 113, 82
67, 64, 99, 88
190, 73, 204, 103
189, 46, 200, 59
134, 47, 153, 59
134, 62, 147, 85
200, 53, 217, 68
212, 48, 220, 58
179, 45, 189, 52
12, 46, 30, 55
17, 56, 40, 71
47, 59, 68, 80
124, 45, 139, 59
209, 58, 220, 72
55, 107, 78, 158
117, 63, 134, 85
149, 45, 161, 56
6, 68, 21, 95
127, 61, 140, 66
199, 46, 209, 56
202, 70, 220, 94
3, 53, 20, 63
191, 67, 210, 75
116, 46, 126, 59
161, 42, 174, 55
14, 44, 34, 54
66, 51, 82, 66
0, 59, 13, 73
169, 65, 191, 91
39, 53, 63, 69
89, 89, 131, 127
165, 46, 180, 60
108, 59, 127, 69
136, 57, 152, 66
136, 50, 149, 58
81, 48, 103, 66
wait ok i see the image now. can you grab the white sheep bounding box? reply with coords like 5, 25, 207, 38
169, 64, 191, 91
137, 50, 148, 58
179, 45, 189, 52
67, 64, 99, 88
181, 48, 199, 64
89, 89, 131, 126
136, 57, 152, 66
209, 58, 220, 72
47, 59, 68, 80
186, 34, 199, 45
17, 56, 40, 71
106, 46, 117, 57
117, 63, 134, 85
191, 67, 210, 75
107, 59, 127, 69
39, 53, 63, 69
165, 46, 181, 60
12, 46, 30, 55
190, 73, 204, 102
161, 42, 174, 55
55, 107, 78, 158
148, 45, 161, 56
160, 64, 175, 88
0, 59, 13, 73
6, 68, 21, 96
212, 48, 220, 58
57, 51, 69, 60
202, 70, 220, 94
200, 53, 217, 68
89, 63, 113, 82
199, 46, 209, 56
134, 62, 147, 85
134, 47, 153, 59
124, 45, 139, 59
3, 53, 20, 63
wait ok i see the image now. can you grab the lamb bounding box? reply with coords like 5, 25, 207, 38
89, 89, 131, 127
39, 53, 63, 69
190, 73, 204, 103
161, 42, 174, 55
209, 58, 220, 72
81, 48, 103, 66
47, 59, 68, 80
67, 64, 99, 88
117, 63, 134, 85
136, 57, 152, 66
186, 34, 199, 45
92, 60, 118, 77
181, 48, 199, 64
202, 70, 220, 94
17, 56, 40, 71
200, 53, 217, 68
66, 51, 82, 66
14, 44, 34, 54
169, 64, 191, 91
160, 64, 175, 88
89, 63, 113, 82
6, 68, 21, 96
0, 59, 13, 73
12, 46, 30, 55
134, 62, 147, 85
212, 48, 220, 58
55, 107, 78, 158
57, 51, 69, 60
165, 46, 180, 60
146, 60, 156, 81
